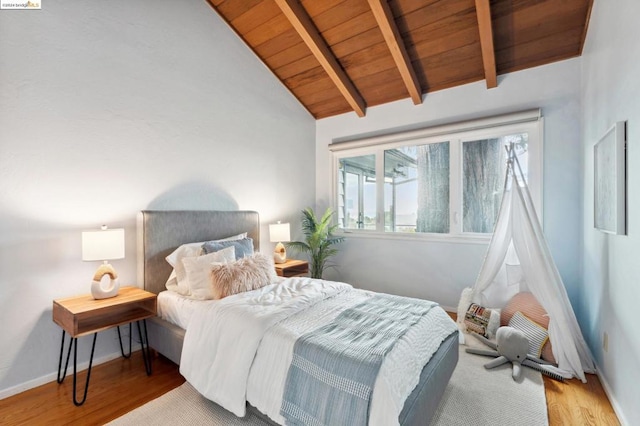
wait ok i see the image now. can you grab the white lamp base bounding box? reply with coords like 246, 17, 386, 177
274, 242, 287, 264
91, 262, 120, 299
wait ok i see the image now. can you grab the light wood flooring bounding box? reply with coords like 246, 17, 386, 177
0, 347, 620, 425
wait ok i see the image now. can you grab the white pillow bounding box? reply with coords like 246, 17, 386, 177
165, 245, 201, 295
165, 270, 179, 293
181, 247, 236, 300
166, 243, 203, 269
164, 232, 247, 293
165, 232, 247, 267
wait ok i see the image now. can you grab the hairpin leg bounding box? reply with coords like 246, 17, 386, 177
117, 323, 132, 359
72, 333, 97, 406
136, 320, 152, 376
57, 331, 73, 384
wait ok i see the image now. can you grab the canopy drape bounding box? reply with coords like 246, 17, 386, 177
466, 146, 595, 382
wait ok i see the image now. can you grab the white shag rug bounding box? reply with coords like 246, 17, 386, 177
108, 337, 547, 426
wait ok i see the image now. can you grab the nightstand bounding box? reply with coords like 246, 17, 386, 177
274, 259, 309, 277
52, 286, 156, 406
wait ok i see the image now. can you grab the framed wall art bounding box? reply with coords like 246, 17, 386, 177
594, 121, 627, 235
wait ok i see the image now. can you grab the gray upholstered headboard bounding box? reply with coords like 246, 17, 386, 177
136, 210, 260, 295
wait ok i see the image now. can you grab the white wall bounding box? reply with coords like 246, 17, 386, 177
316, 59, 583, 310
0, 0, 315, 397
581, 0, 640, 423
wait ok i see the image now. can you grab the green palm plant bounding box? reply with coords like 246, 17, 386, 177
286, 207, 345, 279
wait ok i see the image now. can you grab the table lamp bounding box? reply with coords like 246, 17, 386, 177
82, 225, 125, 299
269, 222, 290, 264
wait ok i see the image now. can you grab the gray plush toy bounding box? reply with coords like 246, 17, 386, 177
465, 326, 565, 381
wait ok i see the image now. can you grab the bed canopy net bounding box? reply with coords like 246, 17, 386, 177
461, 145, 595, 382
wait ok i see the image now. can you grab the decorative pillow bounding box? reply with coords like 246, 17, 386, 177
501, 292, 555, 363
181, 247, 236, 300
541, 340, 556, 364
508, 311, 549, 358
165, 270, 179, 293
202, 238, 254, 260
501, 292, 549, 328
209, 252, 276, 300
164, 233, 247, 292
166, 243, 203, 269
166, 245, 201, 295
464, 303, 500, 338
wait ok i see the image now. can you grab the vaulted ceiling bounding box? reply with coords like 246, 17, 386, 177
206, 0, 593, 119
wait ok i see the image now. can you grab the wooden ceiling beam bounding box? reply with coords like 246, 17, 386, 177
274, 0, 366, 117
579, 0, 594, 55
367, 0, 422, 105
474, 0, 498, 88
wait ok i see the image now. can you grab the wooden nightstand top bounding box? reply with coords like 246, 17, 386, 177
53, 286, 156, 337
275, 259, 309, 277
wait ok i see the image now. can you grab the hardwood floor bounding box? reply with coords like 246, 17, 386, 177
0, 351, 184, 425
0, 348, 620, 425
544, 374, 619, 425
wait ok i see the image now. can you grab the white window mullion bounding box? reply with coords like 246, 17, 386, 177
449, 138, 462, 236
375, 149, 385, 232
338, 163, 346, 228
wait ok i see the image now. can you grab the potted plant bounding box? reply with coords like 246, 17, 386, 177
286, 207, 345, 279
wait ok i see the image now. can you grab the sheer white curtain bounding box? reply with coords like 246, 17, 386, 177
470, 152, 595, 382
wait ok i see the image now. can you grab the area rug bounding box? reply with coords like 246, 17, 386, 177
108, 338, 547, 426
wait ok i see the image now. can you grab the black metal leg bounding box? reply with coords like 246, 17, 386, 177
57, 321, 150, 406
136, 320, 152, 376
117, 323, 132, 359
72, 333, 97, 406
57, 331, 73, 384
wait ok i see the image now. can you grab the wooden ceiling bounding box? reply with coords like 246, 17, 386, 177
206, 0, 593, 119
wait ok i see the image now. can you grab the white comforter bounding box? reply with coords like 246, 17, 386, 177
180, 277, 457, 425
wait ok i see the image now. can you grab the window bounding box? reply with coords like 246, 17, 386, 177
383, 142, 450, 233
461, 133, 528, 233
331, 111, 542, 240
338, 155, 376, 230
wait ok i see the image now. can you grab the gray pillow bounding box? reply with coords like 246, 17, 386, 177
202, 237, 254, 260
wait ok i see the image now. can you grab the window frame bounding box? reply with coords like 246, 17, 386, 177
330, 110, 544, 243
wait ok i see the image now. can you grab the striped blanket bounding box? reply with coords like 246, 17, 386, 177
280, 294, 437, 426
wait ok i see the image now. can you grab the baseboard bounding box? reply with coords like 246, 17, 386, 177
594, 361, 629, 426
441, 305, 457, 314
0, 345, 142, 400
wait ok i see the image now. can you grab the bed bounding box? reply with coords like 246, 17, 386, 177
137, 210, 458, 426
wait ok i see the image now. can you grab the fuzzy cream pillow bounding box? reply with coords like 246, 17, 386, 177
210, 252, 276, 299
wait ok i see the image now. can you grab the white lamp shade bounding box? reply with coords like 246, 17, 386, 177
269, 222, 291, 243
82, 228, 125, 261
